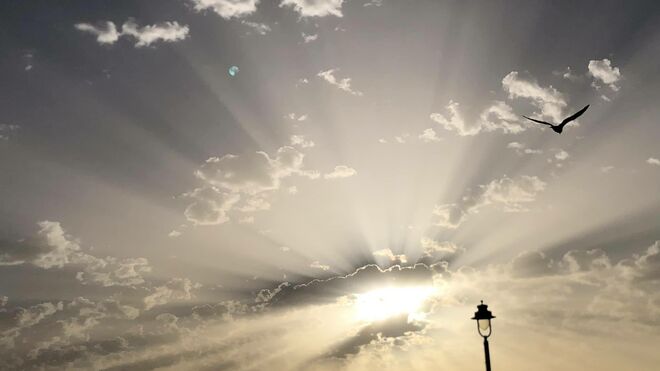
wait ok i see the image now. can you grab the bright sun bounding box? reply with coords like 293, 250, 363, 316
355, 286, 436, 322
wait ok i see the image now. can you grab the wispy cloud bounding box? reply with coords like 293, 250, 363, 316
317, 69, 363, 96
502, 71, 567, 122
433, 175, 546, 228
188, 0, 259, 19
75, 20, 189, 47
280, 0, 344, 18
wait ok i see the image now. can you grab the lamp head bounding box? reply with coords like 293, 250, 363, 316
471, 300, 495, 338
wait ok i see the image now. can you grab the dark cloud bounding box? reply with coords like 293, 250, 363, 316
262, 263, 440, 308
326, 314, 425, 359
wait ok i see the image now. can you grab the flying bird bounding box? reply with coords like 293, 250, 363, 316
523, 105, 590, 134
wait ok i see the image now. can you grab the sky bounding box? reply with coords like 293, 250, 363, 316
1, 0, 659, 370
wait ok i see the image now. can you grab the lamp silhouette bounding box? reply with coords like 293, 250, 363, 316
472, 301, 495, 371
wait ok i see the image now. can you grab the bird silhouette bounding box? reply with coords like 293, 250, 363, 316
522, 105, 589, 134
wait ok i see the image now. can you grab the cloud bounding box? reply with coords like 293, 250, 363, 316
184, 145, 354, 225
502, 71, 567, 122
240, 20, 271, 35
310, 260, 331, 271
280, 0, 344, 18
324, 165, 357, 179
0, 221, 152, 287
555, 66, 581, 82
2, 242, 658, 369
144, 278, 201, 310
554, 149, 570, 161
363, 0, 383, 7
588, 58, 621, 91
74, 22, 120, 44
507, 142, 542, 155
121, 20, 189, 47
0, 124, 20, 141
302, 32, 318, 43
372, 249, 408, 265
185, 146, 315, 225
188, 0, 259, 19
184, 187, 241, 225
290, 134, 315, 148
75, 20, 189, 47
418, 128, 441, 142
647, 157, 660, 166
433, 175, 546, 228
264, 264, 437, 308
420, 238, 460, 256
287, 113, 308, 121
317, 69, 363, 96
430, 100, 524, 136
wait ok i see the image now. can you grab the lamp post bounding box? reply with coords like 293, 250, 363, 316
472, 300, 495, 371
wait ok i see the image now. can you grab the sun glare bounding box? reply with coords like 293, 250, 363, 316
355, 286, 436, 322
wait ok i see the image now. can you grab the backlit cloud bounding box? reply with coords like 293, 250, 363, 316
433, 175, 546, 228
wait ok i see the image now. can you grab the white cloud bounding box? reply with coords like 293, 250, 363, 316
302, 32, 318, 43
185, 146, 322, 225
75, 20, 189, 47
324, 165, 357, 179
363, 0, 383, 7
502, 71, 567, 122
310, 260, 330, 271
588, 58, 621, 91
420, 238, 460, 256
184, 187, 241, 225
144, 278, 201, 310
556, 66, 581, 82
280, 0, 344, 18
290, 134, 315, 148
418, 128, 441, 143
74, 22, 120, 44
647, 157, 660, 166
317, 69, 363, 96
434, 175, 546, 228
555, 150, 570, 161
0, 222, 152, 287
394, 134, 409, 143
189, 0, 259, 19
287, 113, 308, 121
507, 142, 542, 155
372, 249, 407, 264
430, 100, 524, 136
241, 20, 271, 35
121, 20, 189, 47
429, 101, 470, 135
168, 230, 182, 238
478, 100, 526, 134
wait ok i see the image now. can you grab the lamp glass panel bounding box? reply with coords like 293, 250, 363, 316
478, 319, 490, 332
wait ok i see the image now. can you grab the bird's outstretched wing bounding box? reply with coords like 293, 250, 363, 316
522, 116, 553, 126
560, 105, 590, 126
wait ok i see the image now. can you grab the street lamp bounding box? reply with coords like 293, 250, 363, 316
472, 300, 495, 371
